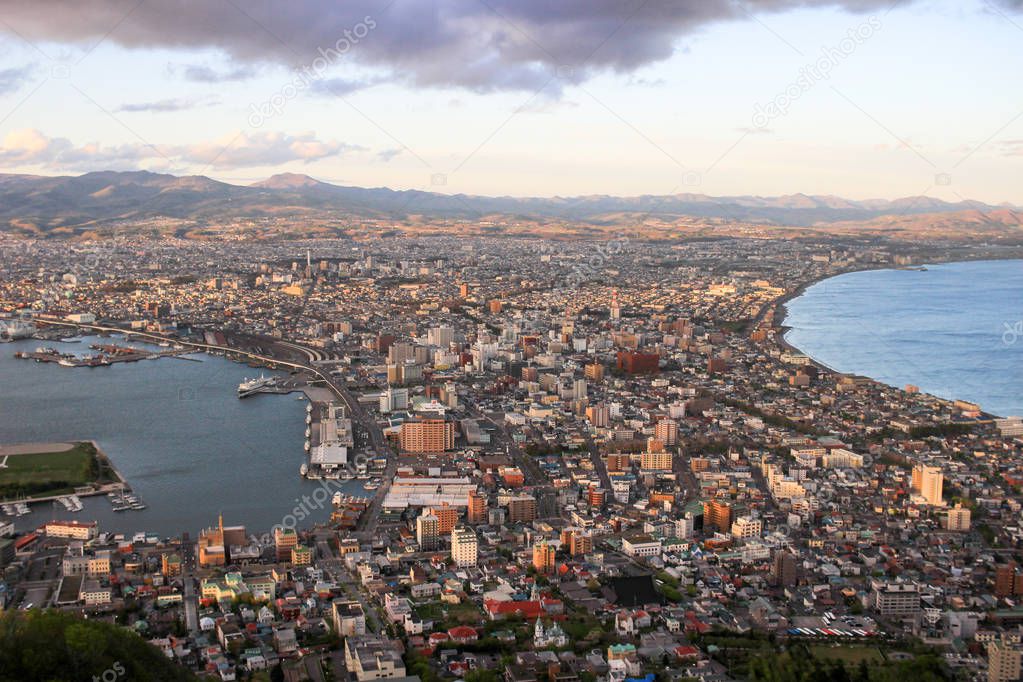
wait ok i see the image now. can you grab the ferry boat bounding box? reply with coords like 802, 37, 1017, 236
238, 374, 275, 395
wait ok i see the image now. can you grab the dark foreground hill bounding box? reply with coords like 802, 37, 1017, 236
0, 609, 195, 682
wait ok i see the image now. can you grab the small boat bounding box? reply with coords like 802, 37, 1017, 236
300, 463, 308, 477
130, 503, 147, 510
58, 358, 76, 367
304, 440, 311, 452
15, 502, 30, 516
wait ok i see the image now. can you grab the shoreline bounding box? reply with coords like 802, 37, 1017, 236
770, 257, 1022, 419
0, 439, 127, 505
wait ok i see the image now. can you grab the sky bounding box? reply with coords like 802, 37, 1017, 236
0, 0, 1021, 204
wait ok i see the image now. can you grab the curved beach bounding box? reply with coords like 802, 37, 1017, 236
778, 259, 1023, 418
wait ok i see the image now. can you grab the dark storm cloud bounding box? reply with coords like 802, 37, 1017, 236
0, 0, 988, 93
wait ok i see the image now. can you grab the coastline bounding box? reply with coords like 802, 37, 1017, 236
0, 439, 127, 505
769, 257, 1023, 419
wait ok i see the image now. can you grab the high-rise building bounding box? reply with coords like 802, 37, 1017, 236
379, 387, 409, 413
703, 499, 732, 535
561, 529, 593, 556
274, 527, 298, 563
400, 419, 455, 453
416, 513, 440, 551
586, 403, 610, 428
427, 326, 455, 347
640, 450, 673, 471
870, 581, 920, 617
945, 503, 971, 531
451, 527, 478, 567
730, 516, 762, 539
911, 465, 944, 506
989, 639, 1023, 682
585, 363, 605, 382
772, 549, 798, 587
426, 504, 459, 535
467, 489, 487, 524
507, 496, 537, 524
532, 540, 556, 573
655, 419, 678, 445
616, 351, 659, 374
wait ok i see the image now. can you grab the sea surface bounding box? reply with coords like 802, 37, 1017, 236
0, 335, 369, 538
784, 259, 1023, 418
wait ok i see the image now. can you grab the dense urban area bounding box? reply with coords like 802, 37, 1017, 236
1, 233, 1022, 682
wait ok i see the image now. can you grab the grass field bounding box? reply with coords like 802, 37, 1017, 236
0, 442, 103, 500
809, 645, 885, 665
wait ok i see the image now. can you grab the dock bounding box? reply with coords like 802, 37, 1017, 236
13, 344, 192, 368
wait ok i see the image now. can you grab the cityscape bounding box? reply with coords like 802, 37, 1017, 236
1, 1, 1022, 682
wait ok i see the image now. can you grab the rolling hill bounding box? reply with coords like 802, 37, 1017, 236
0, 170, 1020, 241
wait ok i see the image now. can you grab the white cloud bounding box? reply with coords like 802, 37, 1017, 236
0, 128, 361, 171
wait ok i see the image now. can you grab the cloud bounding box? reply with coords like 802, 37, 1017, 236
376, 147, 403, 162
0, 128, 360, 170
0, 1, 924, 94
174, 63, 258, 82
0, 66, 33, 95
307, 75, 383, 97
999, 139, 1023, 156
173, 131, 363, 168
118, 96, 219, 113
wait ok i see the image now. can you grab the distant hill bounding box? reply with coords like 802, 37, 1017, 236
0, 170, 1020, 241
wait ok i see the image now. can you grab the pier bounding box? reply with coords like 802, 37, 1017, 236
13, 343, 194, 368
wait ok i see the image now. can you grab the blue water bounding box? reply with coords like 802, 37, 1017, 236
784, 259, 1023, 418
0, 335, 368, 537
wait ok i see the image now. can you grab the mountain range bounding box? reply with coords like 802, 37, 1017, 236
1, 170, 1021, 241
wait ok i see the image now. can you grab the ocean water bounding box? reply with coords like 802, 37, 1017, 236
0, 335, 369, 537
784, 259, 1023, 418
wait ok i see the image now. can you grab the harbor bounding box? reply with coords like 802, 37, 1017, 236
0, 334, 371, 536
13, 343, 198, 368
